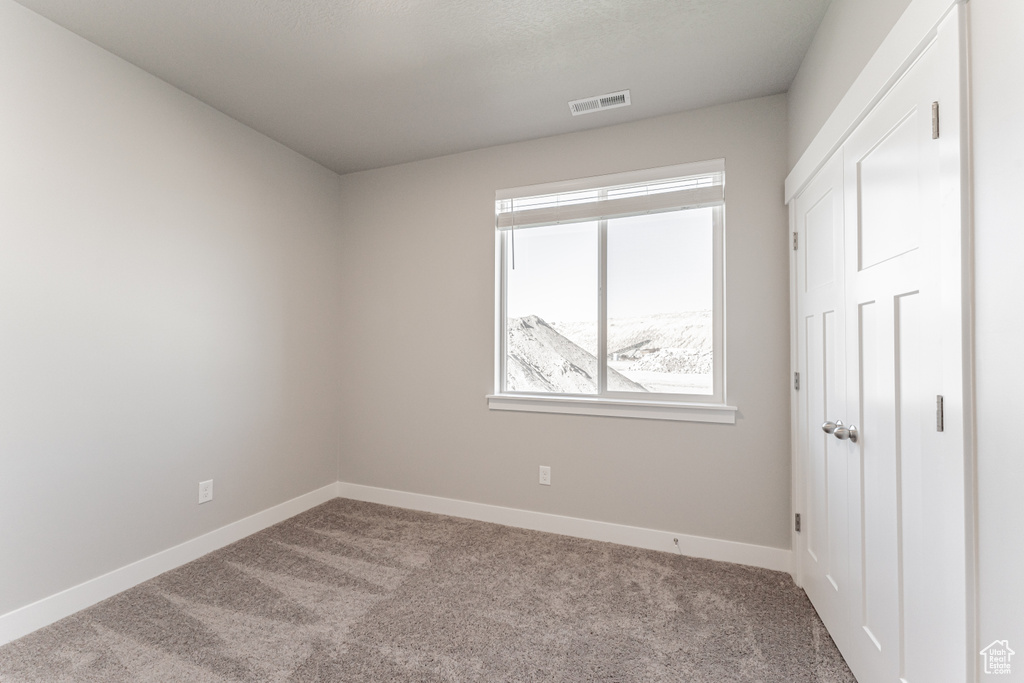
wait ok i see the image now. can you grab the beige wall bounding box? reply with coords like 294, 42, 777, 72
970, 0, 1024, 674
0, 0, 344, 616
335, 95, 793, 550
787, 0, 913, 165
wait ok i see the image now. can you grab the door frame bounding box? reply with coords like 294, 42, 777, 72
786, 0, 977, 679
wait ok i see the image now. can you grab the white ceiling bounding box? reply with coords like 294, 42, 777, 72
15, 0, 831, 175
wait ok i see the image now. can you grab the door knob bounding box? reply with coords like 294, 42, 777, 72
821, 420, 841, 434
834, 424, 859, 443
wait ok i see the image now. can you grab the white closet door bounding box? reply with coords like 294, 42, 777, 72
795, 150, 854, 653
794, 10, 967, 683
840, 14, 967, 683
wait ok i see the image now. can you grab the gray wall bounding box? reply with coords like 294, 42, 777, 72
335, 95, 793, 550
0, 1, 345, 617
970, 0, 1024, 675
787, 0, 913, 165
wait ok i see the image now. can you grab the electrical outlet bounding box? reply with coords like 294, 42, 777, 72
539, 466, 551, 486
198, 479, 213, 504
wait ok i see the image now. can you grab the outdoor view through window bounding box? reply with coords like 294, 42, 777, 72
505, 207, 714, 396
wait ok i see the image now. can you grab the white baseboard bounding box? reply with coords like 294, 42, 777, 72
0, 482, 340, 647
336, 482, 792, 574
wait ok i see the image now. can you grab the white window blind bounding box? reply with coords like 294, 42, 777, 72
495, 159, 724, 231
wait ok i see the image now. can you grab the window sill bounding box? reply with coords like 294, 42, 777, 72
486, 394, 738, 424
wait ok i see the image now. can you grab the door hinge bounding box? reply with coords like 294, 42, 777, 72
794, 372, 800, 391
932, 101, 940, 139
793, 232, 799, 250
937, 395, 945, 432
795, 513, 801, 533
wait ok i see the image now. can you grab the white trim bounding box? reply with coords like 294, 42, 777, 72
336, 482, 790, 572
497, 159, 725, 201
0, 482, 340, 646
788, 199, 803, 584
490, 224, 509, 401
713, 203, 727, 402
494, 194, 728, 410
785, 0, 960, 202
958, 4, 978, 676
495, 188, 724, 231
486, 393, 738, 424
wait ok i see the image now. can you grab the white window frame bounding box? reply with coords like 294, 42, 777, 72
487, 160, 737, 423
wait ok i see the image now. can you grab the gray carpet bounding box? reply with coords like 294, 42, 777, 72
0, 498, 855, 682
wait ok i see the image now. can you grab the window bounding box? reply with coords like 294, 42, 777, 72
488, 160, 736, 423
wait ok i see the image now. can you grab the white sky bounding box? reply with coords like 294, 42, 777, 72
505, 208, 713, 322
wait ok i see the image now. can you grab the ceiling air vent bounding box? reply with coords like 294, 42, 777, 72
568, 89, 631, 116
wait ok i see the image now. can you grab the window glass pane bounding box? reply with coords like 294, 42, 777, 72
506, 223, 598, 394
607, 208, 714, 395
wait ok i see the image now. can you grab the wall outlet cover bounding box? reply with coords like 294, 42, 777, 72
198, 479, 214, 504
539, 466, 551, 486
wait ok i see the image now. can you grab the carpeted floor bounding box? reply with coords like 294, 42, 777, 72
0, 499, 856, 682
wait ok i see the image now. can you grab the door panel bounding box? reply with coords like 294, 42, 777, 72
858, 111, 923, 270
896, 292, 927, 682
857, 295, 900, 661
855, 283, 927, 673
806, 194, 837, 290
823, 308, 849, 595
805, 315, 825, 567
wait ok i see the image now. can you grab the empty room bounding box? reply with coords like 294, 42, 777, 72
0, 0, 1020, 681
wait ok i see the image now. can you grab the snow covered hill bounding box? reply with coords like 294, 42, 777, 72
552, 312, 711, 364
505, 311, 713, 395
506, 315, 646, 393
